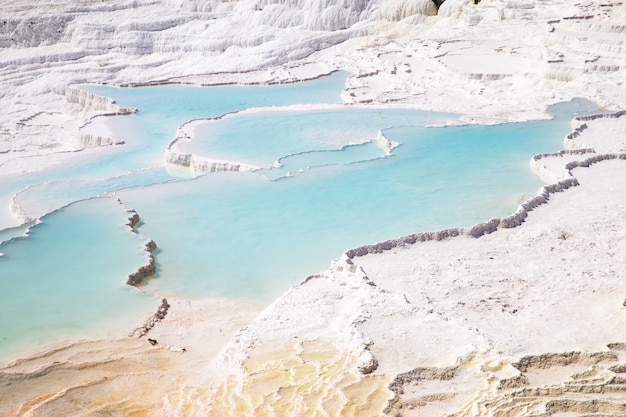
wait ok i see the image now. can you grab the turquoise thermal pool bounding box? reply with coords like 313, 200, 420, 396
0, 71, 597, 361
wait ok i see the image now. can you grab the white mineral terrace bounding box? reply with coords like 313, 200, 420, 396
164, 103, 401, 176
1, 0, 626, 416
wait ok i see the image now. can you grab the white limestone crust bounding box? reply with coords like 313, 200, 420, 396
2, 0, 626, 416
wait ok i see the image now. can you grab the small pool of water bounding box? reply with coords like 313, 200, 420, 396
0, 197, 156, 360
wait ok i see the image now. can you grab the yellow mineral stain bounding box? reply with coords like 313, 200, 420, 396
245, 344, 299, 372
299, 340, 340, 363
4, 337, 393, 417
291, 362, 318, 383
206, 339, 393, 417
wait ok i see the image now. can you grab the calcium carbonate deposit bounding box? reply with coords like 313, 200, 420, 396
1, 1, 625, 416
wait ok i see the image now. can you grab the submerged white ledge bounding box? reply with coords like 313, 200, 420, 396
164, 103, 444, 177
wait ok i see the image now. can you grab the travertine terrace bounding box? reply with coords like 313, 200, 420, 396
1, 0, 625, 416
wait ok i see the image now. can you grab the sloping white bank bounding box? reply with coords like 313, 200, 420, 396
2, 0, 625, 176
0, 0, 435, 175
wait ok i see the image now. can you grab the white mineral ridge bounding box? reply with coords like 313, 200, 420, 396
2, 0, 625, 177
0, 0, 437, 174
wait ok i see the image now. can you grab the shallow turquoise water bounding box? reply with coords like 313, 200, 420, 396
0, 71, 599, 361
0, 72, 349, 232
116, 105, 588, 300
0, 197, 155, 359
183, 107, 450, 168
0, 73, 349, 361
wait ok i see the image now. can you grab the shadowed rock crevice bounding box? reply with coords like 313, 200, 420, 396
432, 0, 446, 10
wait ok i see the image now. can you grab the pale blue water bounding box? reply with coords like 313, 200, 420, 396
183, 107, 451, 172
0, 198, 155, 357
0, 71, 599, 362
0, 72, 348, 231
115, 103, 593, 299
